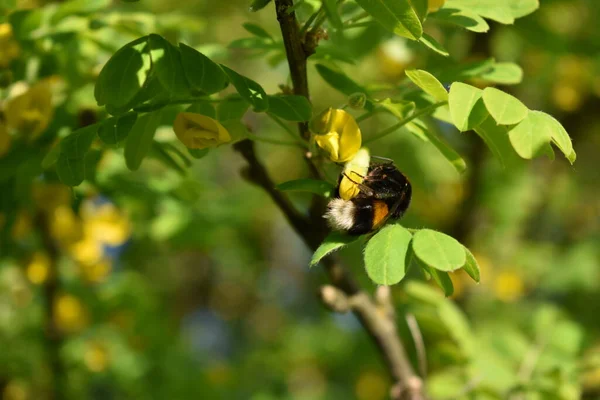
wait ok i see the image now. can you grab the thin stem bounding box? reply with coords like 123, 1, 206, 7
299, 6, 323, 36
345, 10, 369, 24
343, 21, 373, 30
364, 101, 447, 144
247, 133, 306, 147
356, 107, 383, 122
267, 112, 308, 146
133, 97, 224, 113
161, 142, 193, 167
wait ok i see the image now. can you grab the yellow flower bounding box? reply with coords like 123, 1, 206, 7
82, 202, 131, 247
84, 341, 110, 372
493, 270, 525, 302
312, 108, 361, 163
26, 252, 51, 285
0, 23, 20, 68
173, 112, 231, 149
54, 294, 88, 334
338, 147, 370, 200
428, 0, 446, 12
5, 81, 53, 141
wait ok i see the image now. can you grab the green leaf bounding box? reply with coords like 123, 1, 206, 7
41, 142, 61, 169
429, 8, 489, 32
482, 87, 528, 125
267, 95, 312, 122
462, 247, 480, 283
448, 82, 487, 132
479, 62, 523, 85
188, 148, 210, 159
542, 113, 576, 164
421, 127, 467, 173
364, 224, 412, 285
221, 65, 269, 112
473, 115, 520, 167
507, 110, 551, 159
443, 0, 539, 24
412, 229, 465, 272
98, 112, 137, 145
276, 179, 334, 197
315, 64, 373, 111
310, 232, 359, 267
217, 97, 250, 121
179, 43, 229, 95
83, 150, 102, 182
249, 0, 271, 12
353, 0, 423, 40
242, 22, 273, 39
148, 34, 190, 95
419, 33, 449, 57
56, 153, 85, 186
323, 0, 343, 30
405, 69, 448, 102
60, 124, 97, 159
124, 109, 162, 171
95, 36, 151, 109
409, 0, 428, 21
379, 98, 416, 119
420, 264, 454, 297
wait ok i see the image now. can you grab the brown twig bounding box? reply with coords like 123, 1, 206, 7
234, 140, 426, 400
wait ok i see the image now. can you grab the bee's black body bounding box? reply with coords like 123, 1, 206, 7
326, 162, 412, 235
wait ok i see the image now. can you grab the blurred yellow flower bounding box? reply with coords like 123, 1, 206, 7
552, 81, 582, 112
84, 341, 110, 372
493, 270, 525, 302
0, 119, 11, 157
428, 0, 446, 12
312, 108, 361, 163
338, 147, 370, 200
0, 23, 20, 68
377, 39, 415, 79
26, 252, 51, 285
173, 112, 231, 149
49, 205, 82, 246
54, 293, 88, 334
11, 211, 31, 240
2, 381, 28, 400
82, 202, 131, 247
355, 371, 388, 400
80, 259, 112, 284
70, 236, 103, 266
32, 183, 72, 212
5, 81, 53, 141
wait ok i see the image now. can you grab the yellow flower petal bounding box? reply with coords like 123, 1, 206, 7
5, 81, 53, 140
339, 147, 370, 200
313, 108, 361, 162
173, 112, 231, 149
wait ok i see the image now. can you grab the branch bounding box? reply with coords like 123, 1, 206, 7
234, 139, 427, 400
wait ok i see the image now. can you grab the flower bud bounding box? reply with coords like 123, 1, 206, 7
173, 112, 231, 149
348, 92, 367, 109
5, 81, 53, 141
312, 108, 361, 163
338, 147, 370, 200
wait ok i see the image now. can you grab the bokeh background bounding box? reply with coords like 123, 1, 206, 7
0, 0, 599, 399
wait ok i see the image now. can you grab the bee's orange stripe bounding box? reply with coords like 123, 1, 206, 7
373, 200, 389, 227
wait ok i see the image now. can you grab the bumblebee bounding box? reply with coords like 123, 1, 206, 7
325, 161, 412, 236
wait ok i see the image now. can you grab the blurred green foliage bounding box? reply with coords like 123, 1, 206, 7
0, 0, 598, 399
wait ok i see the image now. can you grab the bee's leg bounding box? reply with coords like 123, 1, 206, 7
370, 155, 395, 164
